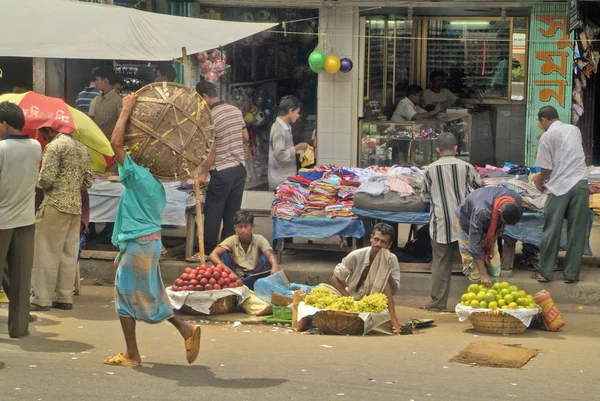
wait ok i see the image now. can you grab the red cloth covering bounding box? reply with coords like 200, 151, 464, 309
482, 196, 514, 260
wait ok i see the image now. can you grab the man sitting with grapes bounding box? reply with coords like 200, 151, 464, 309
328, 223, 402, 334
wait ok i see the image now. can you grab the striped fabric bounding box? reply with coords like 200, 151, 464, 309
423, 156, 482, 244
114, 239, 173, 323
210, 102, 246, 171
75, 87, 102, 115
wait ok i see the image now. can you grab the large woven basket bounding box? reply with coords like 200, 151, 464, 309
124, 82, 214, 179
180, 295, 238, 316
313, 310, 364, 335
468, 312, 528, 334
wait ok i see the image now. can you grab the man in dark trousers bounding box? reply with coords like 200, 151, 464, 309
533, 106, 589, 283
0, 102, 42, 337
422, 133, 482, 311
194, 81, 248, 257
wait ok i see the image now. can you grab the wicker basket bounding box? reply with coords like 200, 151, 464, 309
313, 310, 364, 335
180, 295, 238, 316
468, 312, 528, 334
124, 82, 214, 179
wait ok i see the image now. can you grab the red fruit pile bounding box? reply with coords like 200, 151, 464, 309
171, 265, 243, 292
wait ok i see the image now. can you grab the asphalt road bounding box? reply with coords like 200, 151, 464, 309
1, 287, 599, 401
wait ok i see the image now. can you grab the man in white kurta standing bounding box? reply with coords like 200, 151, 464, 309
268, 95, 309, 191
533, 106, 589, 283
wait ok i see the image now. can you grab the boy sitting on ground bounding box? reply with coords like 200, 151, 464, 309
208, 211, 279, 289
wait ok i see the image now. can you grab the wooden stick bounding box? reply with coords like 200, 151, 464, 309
193, 170, 206, 264
181, 47, 190, 87
183, 46, 205, 264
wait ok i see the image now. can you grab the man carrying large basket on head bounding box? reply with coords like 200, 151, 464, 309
103, 94, 200, 367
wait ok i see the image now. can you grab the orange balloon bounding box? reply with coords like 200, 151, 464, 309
323, 56, 341, 74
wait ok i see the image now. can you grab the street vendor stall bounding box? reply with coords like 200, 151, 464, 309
271, 165, 386, 261
352, 207, 594, 272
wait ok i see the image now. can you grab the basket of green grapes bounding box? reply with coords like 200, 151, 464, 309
456, 282, 540, 334
304, 287, 389, 335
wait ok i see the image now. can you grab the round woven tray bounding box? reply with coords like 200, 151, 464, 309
180, 294, 238, 316
124, 82, 214, 179
313, 310, 364, 335
468, 312, 528, 334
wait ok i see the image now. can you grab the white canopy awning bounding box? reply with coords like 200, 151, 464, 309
0, 0, 278, 61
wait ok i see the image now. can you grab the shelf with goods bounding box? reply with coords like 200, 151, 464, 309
359, 114, 471, 167
203, 7, 318, 191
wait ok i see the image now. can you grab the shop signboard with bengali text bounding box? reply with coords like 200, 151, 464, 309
525, 4, 574, 166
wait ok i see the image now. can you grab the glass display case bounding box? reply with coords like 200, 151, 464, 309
358, 114, 471, 167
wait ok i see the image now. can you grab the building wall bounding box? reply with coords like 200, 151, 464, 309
316, 7, 359, 168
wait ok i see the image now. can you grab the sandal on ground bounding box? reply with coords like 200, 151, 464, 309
103, 352, 141, 367
564, 279, 578, 284
534, 272, 550, 282
185, 325, 201, 364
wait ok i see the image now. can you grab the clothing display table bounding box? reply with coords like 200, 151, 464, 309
272, 217, 366, 262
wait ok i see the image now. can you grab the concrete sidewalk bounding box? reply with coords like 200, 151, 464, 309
82, 215, 600, 308
81, 251, 600, 308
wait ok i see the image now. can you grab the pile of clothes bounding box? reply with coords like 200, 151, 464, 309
477, 163, 546, 212
271, 166, 386, 220
355, 165, 425, 197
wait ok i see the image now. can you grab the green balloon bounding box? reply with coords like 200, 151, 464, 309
309, 63, 323, 73
308, 50, 326, 68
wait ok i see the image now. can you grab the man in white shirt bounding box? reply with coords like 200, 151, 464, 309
391, 85, 442, 122
533, 106, 588, 283
268, 96, 309, 191
423, 71, 463, 109
330, 223, 402, 334
0, 102, 42, 338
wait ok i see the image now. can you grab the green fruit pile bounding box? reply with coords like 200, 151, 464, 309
460, 282, 537, 310
305, 287, 388, 313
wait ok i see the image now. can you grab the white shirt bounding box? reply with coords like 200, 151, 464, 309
391, 97, 426, 122
0, 136, 42, 229
423, 88, 459, 106
268, 117, 296, 190
535, 120, 587, 196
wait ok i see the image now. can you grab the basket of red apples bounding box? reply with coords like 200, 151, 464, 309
171, 265, 243, 292
167, 265, 250, 315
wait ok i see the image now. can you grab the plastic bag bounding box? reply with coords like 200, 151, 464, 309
254, 271, 293, 303
241, 291, 272, 316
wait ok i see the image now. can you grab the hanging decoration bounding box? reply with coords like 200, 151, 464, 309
323, 56, 341, 74
339, 57, 353, 73
195, 48, 229, 83
306, 8, 353, 75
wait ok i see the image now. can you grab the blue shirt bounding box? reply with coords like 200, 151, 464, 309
455, 187, 522, 260
75, 87, 102, 115
112, 155, 166, 249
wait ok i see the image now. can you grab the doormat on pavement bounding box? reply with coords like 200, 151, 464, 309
450, 341, 538, 368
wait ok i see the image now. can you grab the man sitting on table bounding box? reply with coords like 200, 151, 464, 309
391, 85, 443, 122
455, 187, 522, 287
329, 223, 401, 334
209, 211, 279, 289
423, 70, 464, 109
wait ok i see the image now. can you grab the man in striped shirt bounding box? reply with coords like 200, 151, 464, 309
422, 133, 482, 311
75, 77, 102, 116
195, 82, 248, 255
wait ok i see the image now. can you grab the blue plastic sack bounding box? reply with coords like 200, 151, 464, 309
254, 272, 314, 304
